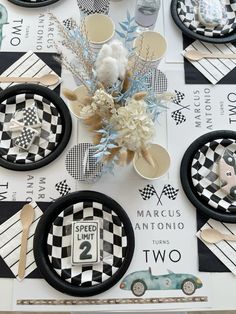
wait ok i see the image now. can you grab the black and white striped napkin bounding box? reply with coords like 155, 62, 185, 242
183, 40, 236, 85
0, 50, 61, 90
197, 219, 236, 275
0, 201, 43, 280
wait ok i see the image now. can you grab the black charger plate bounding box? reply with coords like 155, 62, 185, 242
180, 130, 236, 222
8, 0, 60, 7
171, 0, 236, 43
0, 84, 72, 171
34, 191, 135, 297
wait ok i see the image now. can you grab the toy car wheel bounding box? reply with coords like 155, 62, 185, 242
131, 280, 147, 297
181, 279, 196, 295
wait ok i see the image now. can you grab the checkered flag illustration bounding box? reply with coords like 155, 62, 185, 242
55, 180, 71, 196
63, 18, 76, 31
171, 110, 186, 125
23, 107, 40, 127
139, 184, 157, 201
162, 184, 179, 200
14, 127, 38, 151
172, 90, 185, 105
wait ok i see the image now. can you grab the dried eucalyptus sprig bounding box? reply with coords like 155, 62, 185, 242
116, 11, 138, 50
93, 128, 119, 161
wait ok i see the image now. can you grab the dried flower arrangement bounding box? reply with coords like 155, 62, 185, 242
52, 12, 169, 174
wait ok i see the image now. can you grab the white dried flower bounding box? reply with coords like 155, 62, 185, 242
91, 89, 116, 117
95, 40, 128, 85
110, 40, 128, 60
111, 99, 155, 151
96, 56, 119, 87
95, 44, 112, 69
80, 103, 97, 119
110, 40, 128, 80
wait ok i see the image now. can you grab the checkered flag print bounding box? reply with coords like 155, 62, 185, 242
139, 184, 157, 201
14, 127, 38, 151
162, 184, 179, 200
171, 110, 186, 125
47, 201, 127, 286
55, 180, 71, 196
23, 106, 41, 128
172, 90, 185, 105
63, 18, 76, 31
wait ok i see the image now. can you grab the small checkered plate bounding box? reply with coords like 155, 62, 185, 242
7, 0, 61, 8
0, 84, 72, 171
171, 0, 236, 43
181, 130, 236, 223
34, 191, 135, 297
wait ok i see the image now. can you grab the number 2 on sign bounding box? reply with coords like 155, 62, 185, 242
79, 241, 92, 260
72, 221, 99, 264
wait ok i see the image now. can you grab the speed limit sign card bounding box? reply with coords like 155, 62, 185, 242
72, 221, 100, 265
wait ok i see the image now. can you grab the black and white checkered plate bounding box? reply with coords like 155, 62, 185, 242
0, 84, 72, 171
34, 191, 135, 296
48, 202, 127, 286
191, 138, 236, 212
171, 0, 236, 43
177, 0, 236, 38
181, 131, 236, 223
7, 0, 61, 8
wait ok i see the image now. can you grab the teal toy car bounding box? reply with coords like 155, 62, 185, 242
120, 268, 203, 297
0, 4, 8, 48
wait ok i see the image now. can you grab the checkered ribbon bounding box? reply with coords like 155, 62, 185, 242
162, 184, 179, 200
139, 184, 157, 201
55, 180, 71, 196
